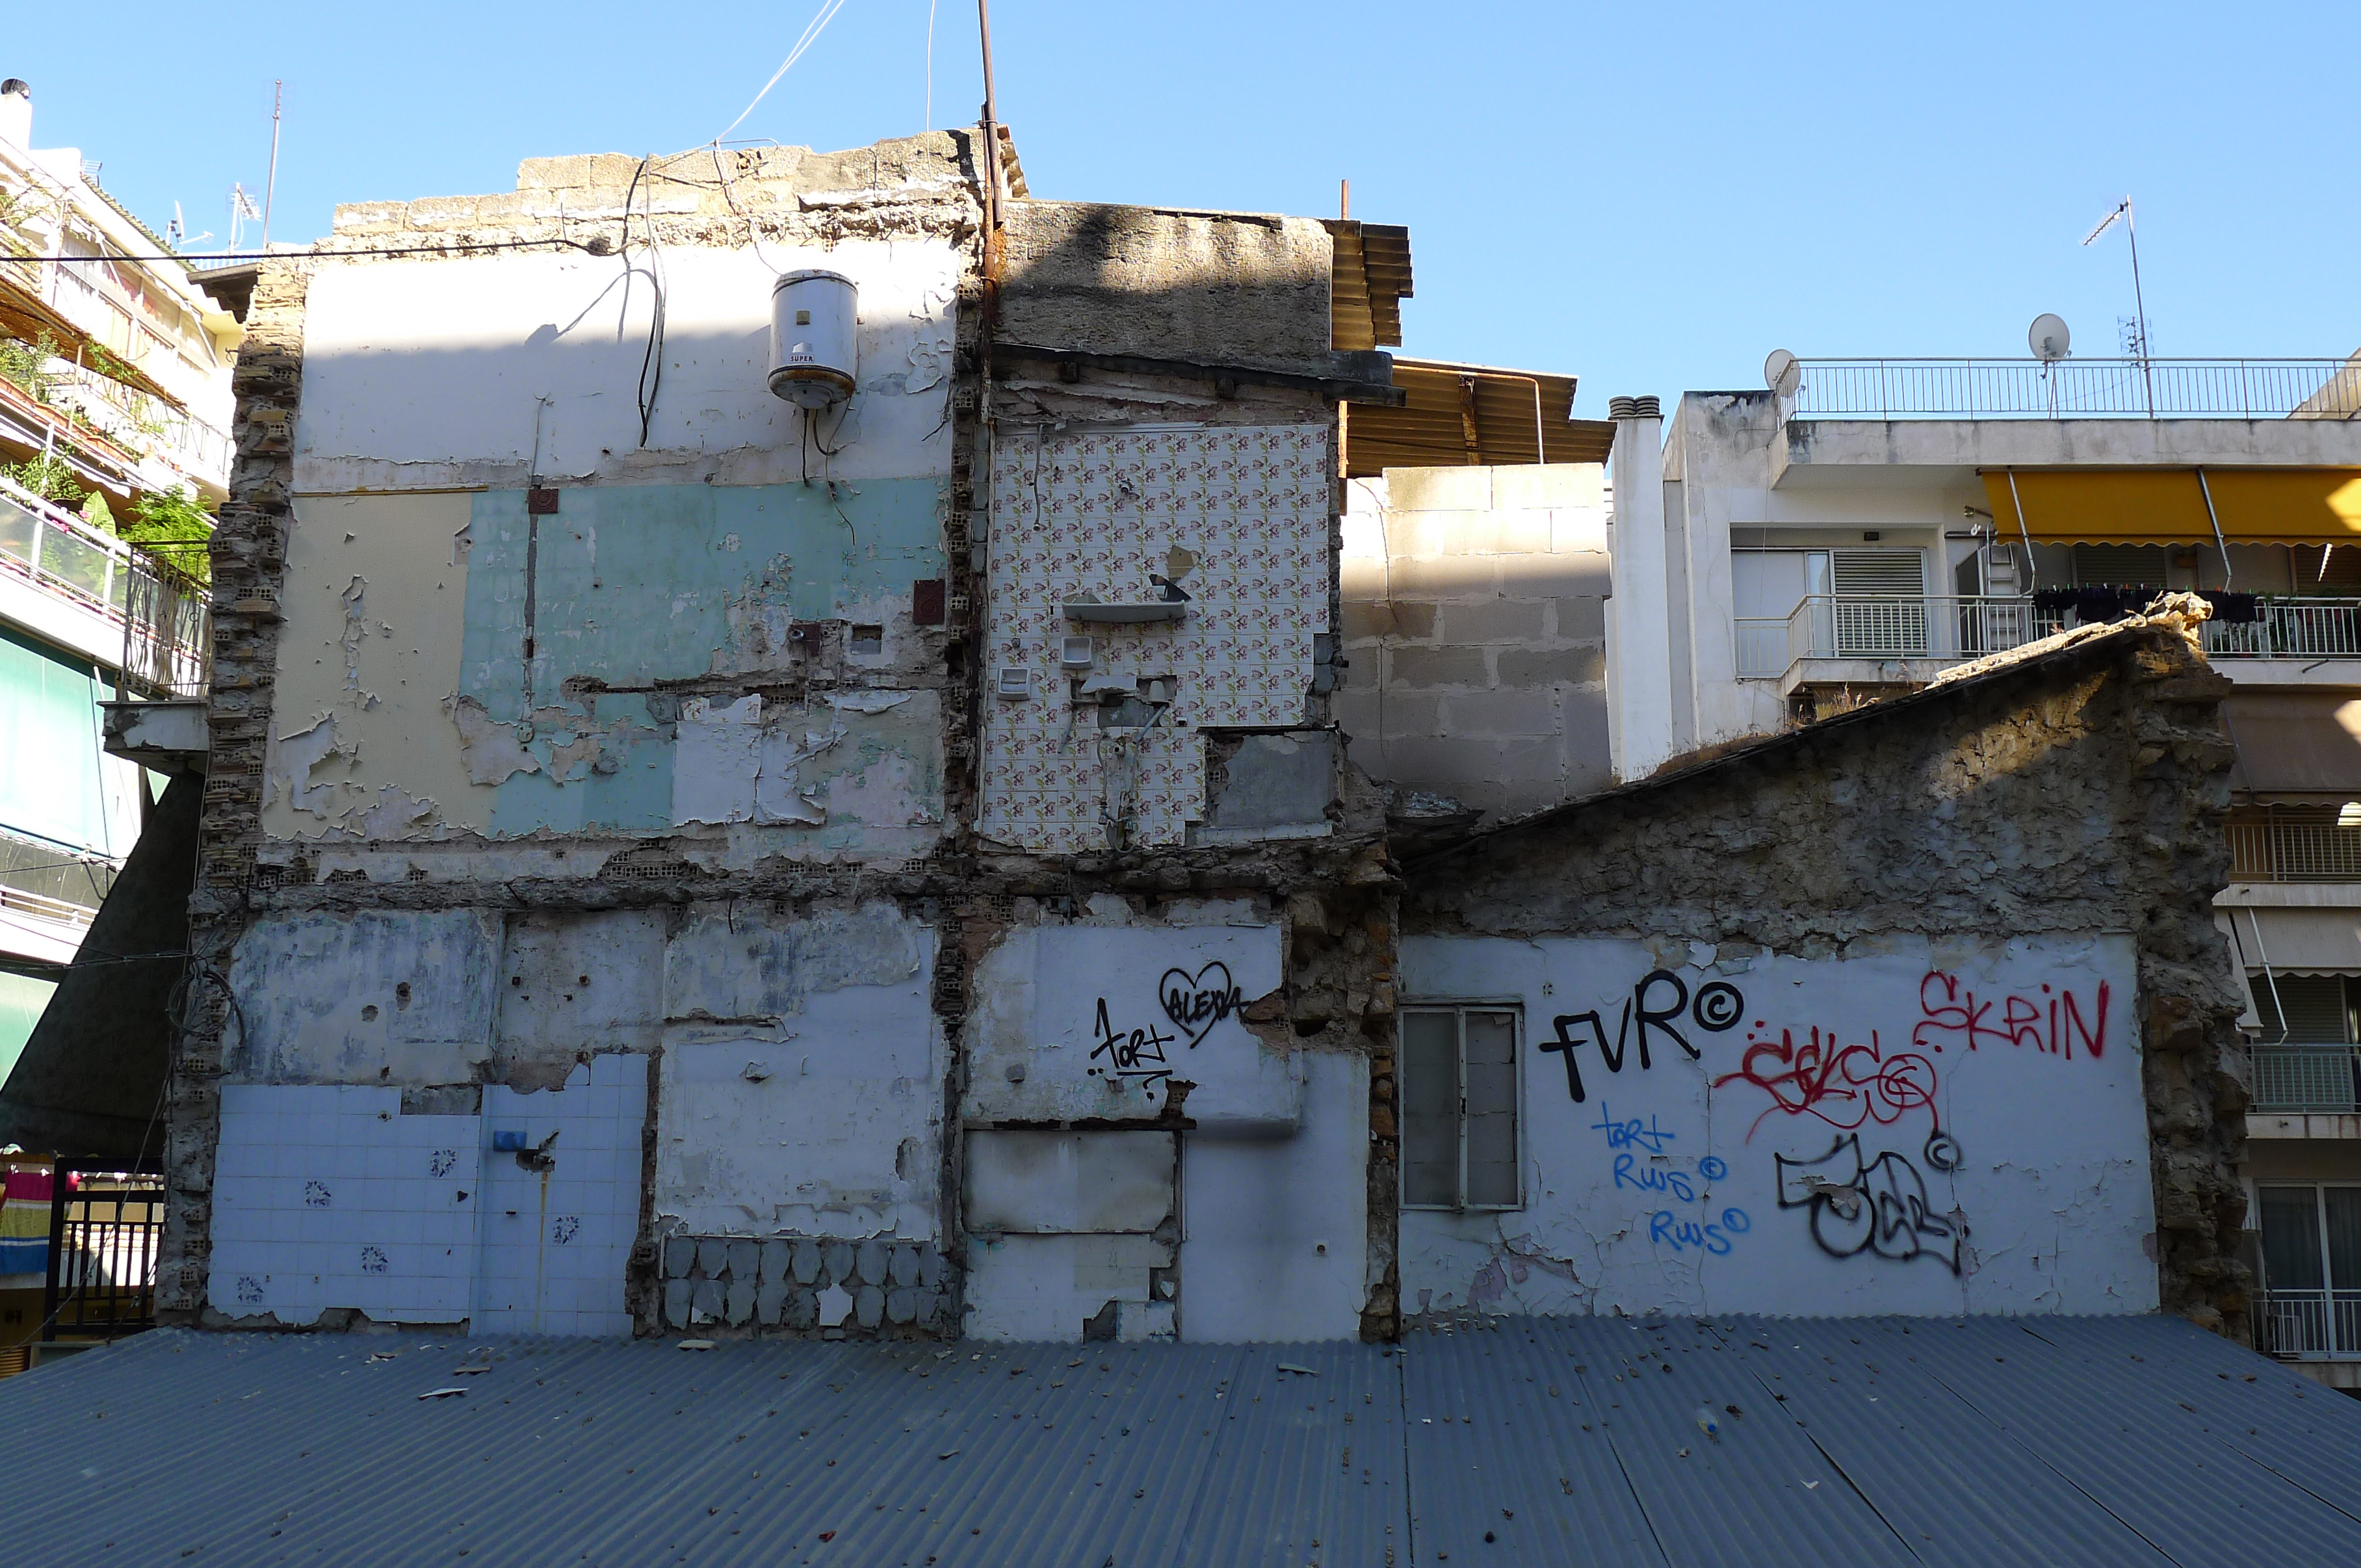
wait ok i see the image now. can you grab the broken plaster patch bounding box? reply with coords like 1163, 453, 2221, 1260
450, 696, 543, 786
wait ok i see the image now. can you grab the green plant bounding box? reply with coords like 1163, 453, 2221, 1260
0, 330, 63, 402
1, 452, 86, 509
123, 486, 215, 588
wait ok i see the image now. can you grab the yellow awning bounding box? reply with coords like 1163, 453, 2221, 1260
1982, 467, 2361, 546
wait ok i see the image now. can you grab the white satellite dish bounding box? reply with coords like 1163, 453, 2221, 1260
2029, 313, 2072, 362
1763, 348, 1801, 397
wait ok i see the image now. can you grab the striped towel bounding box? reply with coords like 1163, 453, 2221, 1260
0, 1169, 51, 1276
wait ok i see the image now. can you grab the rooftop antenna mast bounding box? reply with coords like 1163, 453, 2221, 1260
261, 80, 283, 250
2082, 196, 2153, 418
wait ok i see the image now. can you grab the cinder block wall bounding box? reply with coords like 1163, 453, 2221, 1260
1337, 465, 1610, 820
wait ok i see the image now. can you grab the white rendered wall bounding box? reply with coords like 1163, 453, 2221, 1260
1399, 934, 2152, 1319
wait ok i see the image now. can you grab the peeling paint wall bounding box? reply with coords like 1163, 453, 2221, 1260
1397, 935, 2151, 1320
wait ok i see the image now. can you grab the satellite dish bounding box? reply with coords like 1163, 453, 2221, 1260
2029, 313, 2071, 362
1763, 348, 1801, 397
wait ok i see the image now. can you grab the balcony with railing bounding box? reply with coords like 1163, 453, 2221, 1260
0, 354, 231, 497
0, 473, 209, 696
2257, 1289, 2361, 1360
2228, 815, 2361, 883
2247, 1044, 2361, 1112
1737, 594, 2361, 683
1787, 358, 2361, 421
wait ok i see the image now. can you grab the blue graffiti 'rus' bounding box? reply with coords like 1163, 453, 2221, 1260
1650, 1207, 1753, 1256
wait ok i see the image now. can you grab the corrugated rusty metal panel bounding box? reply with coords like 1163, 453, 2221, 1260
1, 1318, 2358, 1565
1348, 359, 1613, 475
1325, 220, 1413, 352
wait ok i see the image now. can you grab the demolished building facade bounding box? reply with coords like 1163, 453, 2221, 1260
156, 129, 2251, 1348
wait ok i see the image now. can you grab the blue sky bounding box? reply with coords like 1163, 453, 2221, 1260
10, 2, 2355, 413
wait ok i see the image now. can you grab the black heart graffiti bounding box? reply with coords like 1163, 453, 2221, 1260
1160, 962, 1246, 1047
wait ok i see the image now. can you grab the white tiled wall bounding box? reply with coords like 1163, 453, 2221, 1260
211, 1086, 478, 1324
980, 424, 1335, 853
475, 1055, 646, 1337
209, 1056, 646, 1335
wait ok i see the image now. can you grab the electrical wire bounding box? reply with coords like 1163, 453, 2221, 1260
618, 158, 668, 449
27, 237, 623, 265
712, 0, 852, 146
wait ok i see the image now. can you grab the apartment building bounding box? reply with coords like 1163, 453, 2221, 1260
0, 77, 220, 1103
1610, 350, 2361, 1385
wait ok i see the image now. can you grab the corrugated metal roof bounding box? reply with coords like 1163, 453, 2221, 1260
0, 1316, 2353, 1565
1347, 358, 1615, 475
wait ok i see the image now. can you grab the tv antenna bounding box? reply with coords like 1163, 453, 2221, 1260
2082, 196, 2154, 417
261, 81, 283, 250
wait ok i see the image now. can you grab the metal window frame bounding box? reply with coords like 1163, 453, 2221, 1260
1398, 1000, 1524, 1214
2252, 1177, 2361, 1361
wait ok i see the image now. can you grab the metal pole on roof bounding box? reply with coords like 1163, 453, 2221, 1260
261, 82, 282, 251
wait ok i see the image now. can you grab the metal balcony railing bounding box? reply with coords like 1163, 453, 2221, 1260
2247, 1044, 2361, 1112
2204, 599, 2361, 659
2228, 820, 2361, 883
0, 475, 211, 698
1736, 595, 2068, 677
2258, 1288, 2361, 1359
1788, 358, 2361, 420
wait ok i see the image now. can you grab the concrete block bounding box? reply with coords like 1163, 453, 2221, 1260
1563, 692, 1613, 787
1386, 603, 1438, 640
782, 1287, 818, 1330
856, 1239, 889, 1286
663, 1237, 698, 1279
1498, 512, 1553, 555
1552, 509, 1610, 555
1400, 510, 1499, 559
1385, 466, 1493, 513
1492, 464, 1604, 512
330, 201, 407, 234
691, 1279, 725, 1324
886, 1288, 917, 1324
762, 1238, 792, 1283
1339, 557, 1389, 600
1340, 601, 1394, 642
1331, 692, 1381, 753
696, 1238, 730, 1277
889, 1244, 921, 1287
792, 1240, 823, 1285
1439, 600, 1546, 644
403, 196, 484, 228
1498, 553, 1609, 598
1442, 690, 1559, 738
1116, 1300, 1178, 1342
756, 1279, 789, 1326
1386, 555, 1498, 599
1554, 597, 1607, 642
855, 1286, 885, 1329
1208, 733, 1333, 832
1496, 647, 1606, 686
1387, 647, 1490, 689
725, 1279, 757, 1326
727, 1239, 761, 1281
664, 1278, 694, 1327
824, 1241, 854, 1285
817, 1283, 853, 1328
967, 1132, 1177, 1233
1378, 737, 1516, 792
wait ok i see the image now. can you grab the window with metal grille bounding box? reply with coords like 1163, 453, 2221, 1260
1400, 1006, 1520, 1210
1828, 550, 1927, 655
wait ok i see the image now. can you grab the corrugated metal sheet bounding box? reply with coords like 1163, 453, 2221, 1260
0, 1316, 2355, 1565
1347, 359, 1615, 477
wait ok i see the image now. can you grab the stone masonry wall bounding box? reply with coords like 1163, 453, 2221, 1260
1403, 617, 2252, 1333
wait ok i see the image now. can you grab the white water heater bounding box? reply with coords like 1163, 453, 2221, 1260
768, 269, 857, 409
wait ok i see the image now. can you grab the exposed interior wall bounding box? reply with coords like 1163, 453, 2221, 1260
1398, 934, 2150, 1318
1338, 465, 1611, 820
1402, 620, 2253, 1335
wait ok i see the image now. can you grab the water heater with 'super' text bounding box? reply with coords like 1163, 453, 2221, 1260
768, 269, 857, 408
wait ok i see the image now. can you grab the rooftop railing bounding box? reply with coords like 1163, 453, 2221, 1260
1788, 358, 2361, 421
0, 474, 211, 698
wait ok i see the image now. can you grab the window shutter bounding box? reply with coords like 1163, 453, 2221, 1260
1400, 1012, 1459, 1207
1462, 1012, 1520, 1207
1830, 550, 1926, 596
2252, 974, 2352, 1042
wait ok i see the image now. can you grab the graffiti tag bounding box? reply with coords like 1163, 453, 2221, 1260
1711, 1026, 1941, 1144
1541, 971, 1745, 1102
1774, 1134, 1964, 1274
1650, 1208, 1753, 1256
1912, 971, 2109, 1059
1088, 999, 1179, 1086
1159, 962, 1245, 1045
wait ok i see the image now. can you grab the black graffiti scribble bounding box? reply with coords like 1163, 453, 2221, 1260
1922, 1129, 1962, 1173
1088, 998, 1178, 1086
1541, 971, 1730, 1101
1775, 1134, 1964, 1274
1159, 962, 1245, 1047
